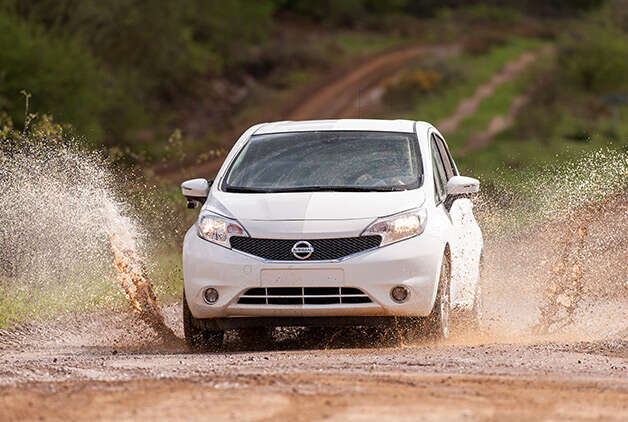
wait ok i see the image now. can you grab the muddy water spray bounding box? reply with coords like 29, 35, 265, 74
0, 139, 177, 341
475, 149, 628, 339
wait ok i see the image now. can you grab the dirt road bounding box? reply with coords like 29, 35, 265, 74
158, 43, 459, 181
287, 44, 459, 121
2, 176, 627, 422
1, 304, 627, 421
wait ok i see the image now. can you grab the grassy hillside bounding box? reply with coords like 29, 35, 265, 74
374, 1, 628, 185
458, 2, 628, 183
0, 0, 604, 161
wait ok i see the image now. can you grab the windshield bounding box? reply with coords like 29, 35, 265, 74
223, 131, 422, 193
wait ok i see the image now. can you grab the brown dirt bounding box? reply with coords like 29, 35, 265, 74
1, 308, 627, 421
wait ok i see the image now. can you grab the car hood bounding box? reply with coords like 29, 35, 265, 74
204, 189, 425, 221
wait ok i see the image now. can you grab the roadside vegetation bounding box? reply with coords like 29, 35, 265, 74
458, 1, 628, 185
378, 1, 628, 187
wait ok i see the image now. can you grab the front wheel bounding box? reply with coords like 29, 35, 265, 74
426, 252, 451, 341
182, 291, 224, 351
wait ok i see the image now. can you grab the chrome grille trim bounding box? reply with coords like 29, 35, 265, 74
237, 287, 372, 305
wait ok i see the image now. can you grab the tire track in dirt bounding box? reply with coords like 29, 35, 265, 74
456, 46, 554, 154
437, 45, 552, 137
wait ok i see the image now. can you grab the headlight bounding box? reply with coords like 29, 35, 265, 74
197, 213, 248, 247
362, 208, 427, 246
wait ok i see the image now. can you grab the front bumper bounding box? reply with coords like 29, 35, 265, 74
182, 227, 444, 321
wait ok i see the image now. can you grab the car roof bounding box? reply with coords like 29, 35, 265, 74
253, 119, 430, 135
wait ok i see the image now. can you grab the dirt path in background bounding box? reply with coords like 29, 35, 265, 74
287, 44, 460, 121
436, 45, 552, 136
461, 45, 554, 152
462, 93, 529, 152
157, 44, 459, 182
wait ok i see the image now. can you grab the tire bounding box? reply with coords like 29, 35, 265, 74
182, 291, 224, 351
426, 251, 451, 341
237, 327, 274, 348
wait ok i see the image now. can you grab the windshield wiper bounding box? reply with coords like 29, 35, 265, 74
226, 185, 407, 193
224, 186, 273, 193
275, 186, 403, 192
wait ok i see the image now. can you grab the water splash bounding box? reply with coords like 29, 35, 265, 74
0, 138, 178, 342
475, 148, 628, 339
109, 232, 179, 342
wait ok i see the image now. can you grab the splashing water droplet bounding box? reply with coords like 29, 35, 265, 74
474, 148, 628, 340
0, 137, 179, 344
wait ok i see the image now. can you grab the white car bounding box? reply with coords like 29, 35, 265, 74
181, 119, 483, 349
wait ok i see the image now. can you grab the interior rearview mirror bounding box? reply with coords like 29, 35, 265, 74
444, 176, 479, 210
181, 178, 212, 208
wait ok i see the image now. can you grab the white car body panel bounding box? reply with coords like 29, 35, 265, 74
206, 190, 426, 221
183, 119, 482, 322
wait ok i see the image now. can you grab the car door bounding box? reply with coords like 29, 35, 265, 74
430, 131, 483, 310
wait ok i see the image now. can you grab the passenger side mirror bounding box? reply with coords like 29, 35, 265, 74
444, 176, 479, 210
181, 178, 213, 209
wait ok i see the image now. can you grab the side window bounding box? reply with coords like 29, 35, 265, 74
430, 136, 448, 203
432, 134, 457, 179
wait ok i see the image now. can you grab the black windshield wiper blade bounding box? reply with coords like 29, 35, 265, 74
265, 186, 405, 193
224, 186, 273, 193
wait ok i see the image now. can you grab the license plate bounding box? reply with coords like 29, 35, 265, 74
260, 269, 344, 286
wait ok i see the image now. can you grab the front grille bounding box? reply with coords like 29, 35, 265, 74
229, 236, 381, 261
238, 287, 372, 305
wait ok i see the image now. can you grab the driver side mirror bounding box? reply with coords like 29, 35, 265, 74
181, 178, 213, 209
444, 176, 479, 210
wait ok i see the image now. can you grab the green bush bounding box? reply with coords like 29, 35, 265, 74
457, 4, 523, 25
384, 69, 444, 109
